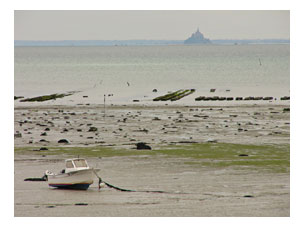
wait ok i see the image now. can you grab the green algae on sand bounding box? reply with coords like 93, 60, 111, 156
15, 143, 289, 173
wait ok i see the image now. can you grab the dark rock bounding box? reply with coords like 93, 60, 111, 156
133, 100, 140, 102
14, 132, 22, 138
210, 88, 216, 92
136, 142, 152, 150
152, 89, 157, 92
283, 108, 290, 112
58, 139, 69, 144
39, 147, 48, 151
236, 97, 243, 101
243, 195, 254, 198
88, 127, 98, 132
45, 128, 50, 131
153, 117, 161, 121
226, 97, 234, 101
207, 139, 217, 143
238, 154, 248, 157
40, 132, 47, 136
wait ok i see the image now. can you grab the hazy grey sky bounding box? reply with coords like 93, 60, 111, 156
14, 10, 289, 40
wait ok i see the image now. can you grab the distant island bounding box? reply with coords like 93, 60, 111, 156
184, 28, 211, 44
14, 39, 289, 47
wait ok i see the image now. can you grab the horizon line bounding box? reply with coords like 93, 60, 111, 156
15, 38, 290, 41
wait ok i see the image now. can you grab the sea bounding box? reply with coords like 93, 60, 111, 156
14, 44, 290, 106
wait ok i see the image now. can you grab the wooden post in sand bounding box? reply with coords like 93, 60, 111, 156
104, 94, 106, 119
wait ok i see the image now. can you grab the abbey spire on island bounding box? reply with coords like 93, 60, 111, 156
184, 28, 211, 44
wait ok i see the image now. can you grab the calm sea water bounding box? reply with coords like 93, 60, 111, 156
14, 45, 289, 105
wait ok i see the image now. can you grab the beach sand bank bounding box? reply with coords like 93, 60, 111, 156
14, 104, 290, 216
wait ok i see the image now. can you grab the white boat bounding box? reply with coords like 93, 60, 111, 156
45, 158, 100, 190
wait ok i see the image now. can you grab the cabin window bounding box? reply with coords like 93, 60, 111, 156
74, 159, 88, 168
66, 161, 74, 168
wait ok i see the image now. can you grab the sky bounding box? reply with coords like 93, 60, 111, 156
15, 10, 290, 41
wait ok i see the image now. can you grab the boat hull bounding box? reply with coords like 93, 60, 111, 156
49, 183, 91, 190
47, 168, 99, 190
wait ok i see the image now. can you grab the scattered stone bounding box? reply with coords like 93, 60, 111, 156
58, 139, 69, 144
153, 117, 161, 121
136, 142, 152, 150
88, 127, 98, 132
14, 132, 22, 138
207, 139, 217, 143
243, 195, 254, 198
39, 147, 48, 151
283, 108, 290, 112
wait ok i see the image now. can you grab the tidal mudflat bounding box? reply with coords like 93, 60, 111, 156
14, 104, 290, 216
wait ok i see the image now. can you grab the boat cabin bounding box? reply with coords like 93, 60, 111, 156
64, 158, 90, 173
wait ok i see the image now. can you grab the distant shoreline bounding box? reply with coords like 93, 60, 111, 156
14, 39, 290, 47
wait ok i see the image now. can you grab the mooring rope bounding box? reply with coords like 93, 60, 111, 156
93, 170, 168, 193
24, 174, 47, 181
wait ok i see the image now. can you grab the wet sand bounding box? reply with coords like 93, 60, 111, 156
15, 153, 289, 217
14, 104, 290, 217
